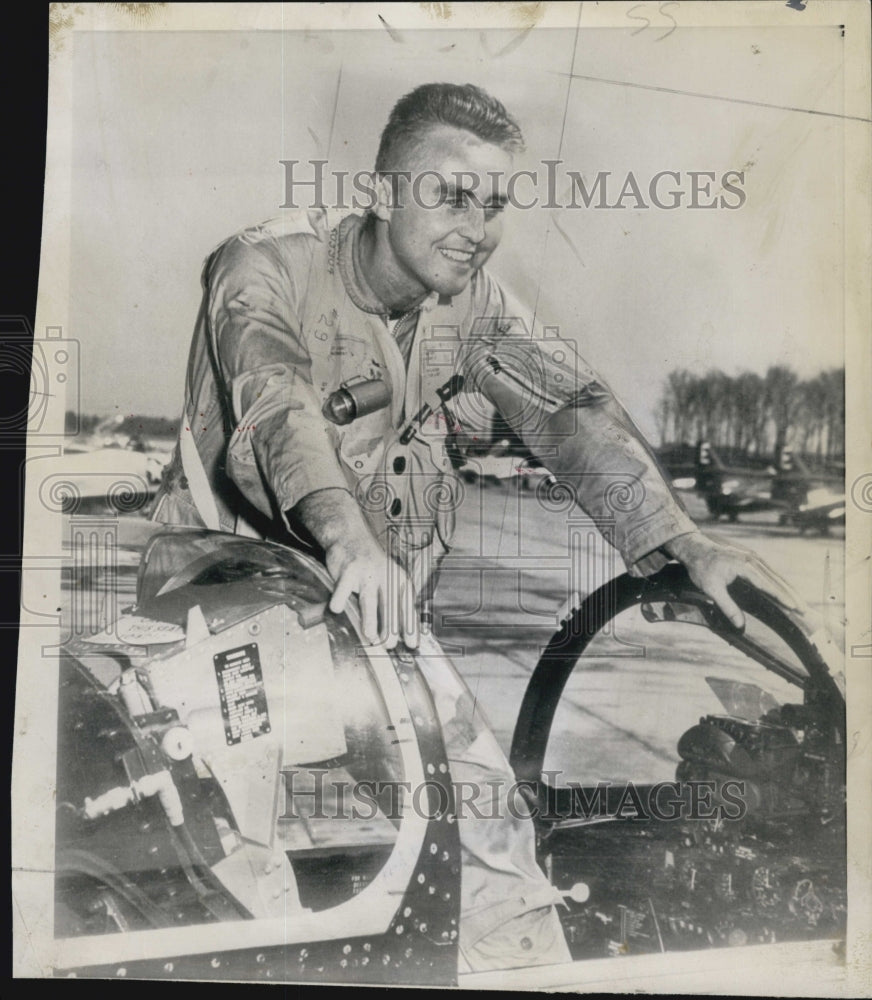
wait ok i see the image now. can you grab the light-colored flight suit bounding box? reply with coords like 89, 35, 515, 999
152, 208, 697, 970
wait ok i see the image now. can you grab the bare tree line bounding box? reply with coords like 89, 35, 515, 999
655, 365, 845, 464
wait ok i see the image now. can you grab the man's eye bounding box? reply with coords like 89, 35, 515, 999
449, 192, 470, 210
484, 204, 505, 219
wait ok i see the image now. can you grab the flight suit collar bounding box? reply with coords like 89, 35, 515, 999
337, 213, 445, 320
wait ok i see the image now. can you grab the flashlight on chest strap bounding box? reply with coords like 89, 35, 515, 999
322, 378, 392, 425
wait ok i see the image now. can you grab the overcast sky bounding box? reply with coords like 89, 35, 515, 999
67, 23, 846, 439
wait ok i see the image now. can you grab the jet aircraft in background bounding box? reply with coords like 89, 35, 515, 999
686, 441, 844, 534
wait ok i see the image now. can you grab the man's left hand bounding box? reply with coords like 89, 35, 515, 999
663, 531, 807, 630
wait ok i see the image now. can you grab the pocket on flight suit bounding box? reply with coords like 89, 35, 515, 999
396, 436, 459, 552
334, 421, 393, 536
458, 896, 572, 973
149, 485, 206, 528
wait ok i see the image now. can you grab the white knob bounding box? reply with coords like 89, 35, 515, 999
161, 726, 194, 761
564, 882, 590, 904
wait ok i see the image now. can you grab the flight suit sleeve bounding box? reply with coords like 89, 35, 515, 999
461, 273, 697, 577
204, 233, 351, 524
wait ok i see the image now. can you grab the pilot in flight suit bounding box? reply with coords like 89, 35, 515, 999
152, 82, 785, 971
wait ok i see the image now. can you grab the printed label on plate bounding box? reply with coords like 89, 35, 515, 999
213, 643, 270, 746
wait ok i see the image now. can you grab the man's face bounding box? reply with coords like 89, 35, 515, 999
381, 125, 514, 299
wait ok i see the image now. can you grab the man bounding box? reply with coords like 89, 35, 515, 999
152, 82, 802, 970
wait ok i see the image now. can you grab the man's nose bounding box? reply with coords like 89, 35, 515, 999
456, 203, 487, 244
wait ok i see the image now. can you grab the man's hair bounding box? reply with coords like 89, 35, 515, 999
374, 83, 525, 174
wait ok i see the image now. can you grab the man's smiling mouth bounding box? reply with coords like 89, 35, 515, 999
438, 247, 474, 264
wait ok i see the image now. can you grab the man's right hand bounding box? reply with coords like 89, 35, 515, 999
290, 488, 419, 650
325, 534, 419, 649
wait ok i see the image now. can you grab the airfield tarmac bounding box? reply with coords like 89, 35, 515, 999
432, 483, 846, 784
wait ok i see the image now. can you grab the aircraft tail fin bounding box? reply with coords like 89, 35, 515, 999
695, 440, 726, 471
775, 445, 812, 477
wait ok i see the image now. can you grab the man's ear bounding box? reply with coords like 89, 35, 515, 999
372, 173, 395, 222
